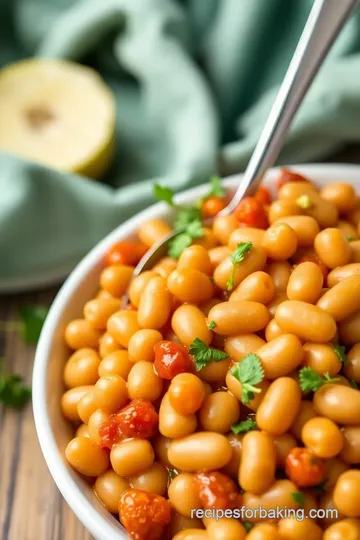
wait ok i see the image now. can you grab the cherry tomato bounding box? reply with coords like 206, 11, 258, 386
194, 471, 241, 510
119, 489, 171, 540
255, 186, 272, 206
285, 447, 326, 488
275, 168, 312, 190
105, 242, 147, 266
99, 416, 122, 449
201, 196, 227, 219
233, 196, 268, 229
99, 399, 158, 448
154, 341, 192, 380
296, 255, 329, 280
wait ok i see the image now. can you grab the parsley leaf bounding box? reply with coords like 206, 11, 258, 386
296, 195, 312, 209
333, 343, 348, 365
230, 353, 264, 405
19, 305, 48, 344
196, 175, 225, 208
243, 522, 253, 533
350, 379, 358, 389
189, 338, 229, 371
291, 491, 305, 505
174, 206, 202, 229
0, 361, 31, 409
231, 417, 257, 434
153, 184, 175, 206
299, 367, 340, 393
168, 469, 177, 480
208, 320, 217, 330
207, 175, 225, 198
168, 219, 204, 259
226, 242, 253, 290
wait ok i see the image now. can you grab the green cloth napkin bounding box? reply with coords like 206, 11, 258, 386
2, 0, 360, 288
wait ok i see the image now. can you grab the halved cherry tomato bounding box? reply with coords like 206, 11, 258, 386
233, 196, 269, 229
275, 168, 312, 190
201, 196, 227, 219
296, 255, 329, 280
154, 341, 192, 380
119, 489, 171, 540
285, 447, 326, 488
105, 241, 147, 266
194, 471, 242, 510
99, 399, 158, 448
255, 186, 272, 206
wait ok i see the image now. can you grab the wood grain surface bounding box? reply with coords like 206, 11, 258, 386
1, 145, 360, 540
0, 287, 93, 540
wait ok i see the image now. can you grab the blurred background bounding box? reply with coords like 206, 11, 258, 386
2, 0, 360, 538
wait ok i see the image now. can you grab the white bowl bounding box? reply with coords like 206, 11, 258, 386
33, 163, 360, 540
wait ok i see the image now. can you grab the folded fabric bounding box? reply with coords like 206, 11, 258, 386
1, 0, 360, 289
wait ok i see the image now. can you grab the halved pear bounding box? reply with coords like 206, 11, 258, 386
0, 58, 116, 178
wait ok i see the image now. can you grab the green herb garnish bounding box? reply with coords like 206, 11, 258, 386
299, 367, 340, 393
174, 206, 202, 229
291, 491, 305, 505
208, 320, 217, 330
231, 417, 257, 434
19, 305, 48, 344
243, 522, 253, 532
189, 338, 229, 371
206, 175, 225, 198
0, 360, 31, 409
347, 236, 357, 242
230, 353, 264, 405
153, 184, 175, 206
226, 242, 253, 290
296, 195, 312, 209
350, 380, 358, 389
168, 219, 204, 259
168, 469, 177, 480
333, 343, 348, 365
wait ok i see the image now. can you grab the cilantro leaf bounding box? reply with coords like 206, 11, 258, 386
231, 417, 257, 434
168, 219, 204, 259
208, 175, 225, 198
19, 305, 48, 344
291, 491, 305, 505
0, 361, 31, 409
168, 469, 177, 480
350, 379, 358, 389
299, 367, 340, 393
208, 320, 217, 330
333, 343, 348, 365
186, 220, 203, 238
153, 184, 175, 206
227, 242, 253, 290
167, 234, 192, 259
174, 206, 202, 229
189, 338, 229, 371
296, 194, 312, 209
230, 353, 264, 404
347, 236, 357, 242
243, 522, 253, 533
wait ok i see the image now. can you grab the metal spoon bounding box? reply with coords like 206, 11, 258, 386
124, 0, 358, 302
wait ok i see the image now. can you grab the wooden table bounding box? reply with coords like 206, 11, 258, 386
0, 287, 93, 540
1, 145, 360, 540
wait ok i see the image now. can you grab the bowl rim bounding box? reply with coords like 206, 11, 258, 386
33, 163, 360, 540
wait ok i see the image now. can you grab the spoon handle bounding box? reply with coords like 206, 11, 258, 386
223, 0, 359, 214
